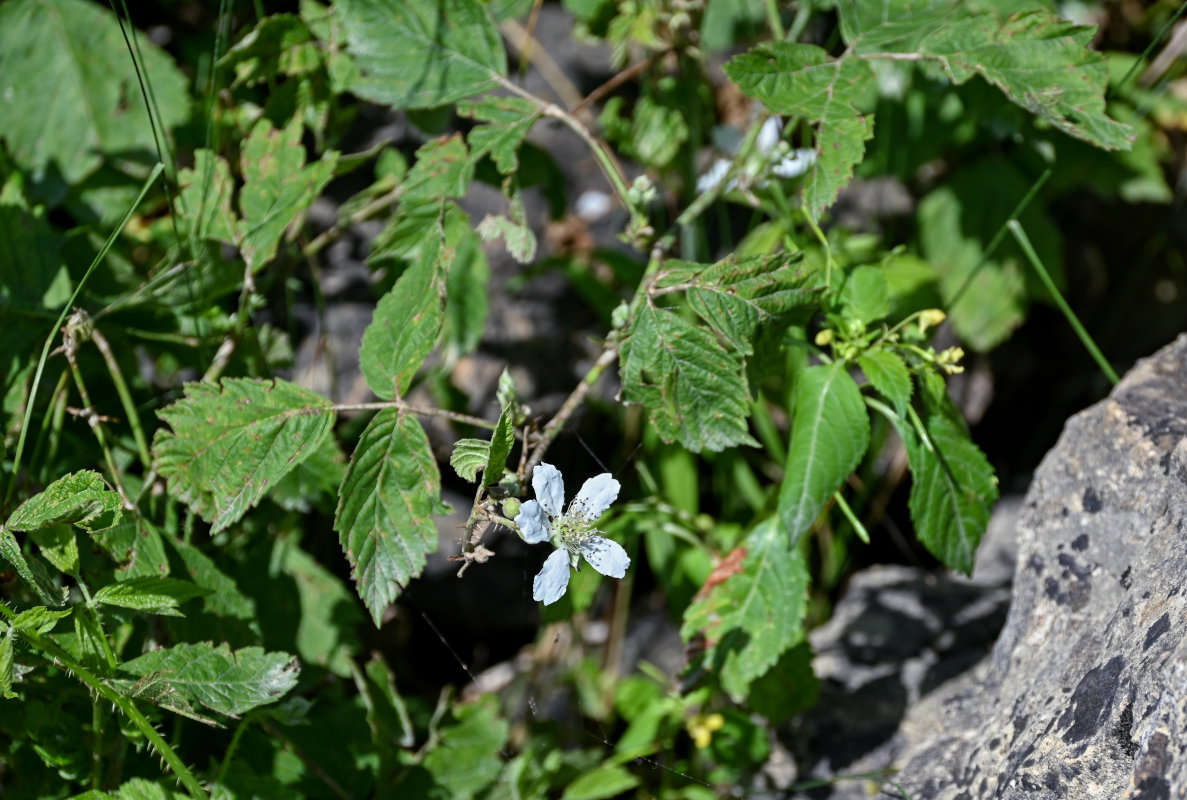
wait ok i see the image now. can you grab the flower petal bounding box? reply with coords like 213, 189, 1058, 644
578, 536, 630, 579
533, 463, 565, 518
533, 548, 571, 605
570, 473, 620, 520
514, 500, 551, 544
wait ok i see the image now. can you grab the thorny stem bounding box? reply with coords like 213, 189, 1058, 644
63, 333, 133, 508
492, 73, 633, 212
333, 400, 498, 430
0, 613, 209, 799
525, 345, 621, 474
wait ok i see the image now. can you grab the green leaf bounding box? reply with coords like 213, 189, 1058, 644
619, 303, 757, 453
450, 439, 491, 483
177, 150, 236, 243
778, 363, 870, 545
725, 42, 875, 218
29, 527, 78, 576
238, 117, 338, 271
275, 536, 363, 678
835, 3, 1132, 150
745, 641, 819, 725
359, 240, 445, 400
268, 431, 347, 513
858, 349, 912, 412
152, 379, 336, 532
917, 156, 1062, 350
441, 213, 491, 362
485, 405, 515, 486
12, 606, 71, 634
459, 96, 540, 175
335, 409, 442, 625
655, 252, 820, 356
0, 527, 67, 607
476, 192, 537, 263
165, 538, 255, 621
0, 176, 70, 317
0, 629, 13, 699
681, 517, 810, 701
5, 471, 124, 533
92, 577, 208, 617
902, 414, 998, 574
337, 0, 506, 109
421, 695, 509, 798
562, 763, 641, 800
0, 0, 190, 184
117, 643, 299, 718
839, 264, 890, 326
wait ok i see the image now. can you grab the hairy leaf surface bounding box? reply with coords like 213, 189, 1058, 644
778, 363, 870, 544
117, 643, 299, 718
335, 409, 442, 624
5, 471, 124, 533
338, 0, 506, 108
93, 577, 208, 617
682, 517, 810, 700
152, 379, 335, 532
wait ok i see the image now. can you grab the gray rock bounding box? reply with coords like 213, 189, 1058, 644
804, 334, 1187, 799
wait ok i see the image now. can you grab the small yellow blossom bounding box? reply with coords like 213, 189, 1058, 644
687, 712, 724, 749
814, 329, 834, 346
936, 346, 965, 374
917, 308, 946, 333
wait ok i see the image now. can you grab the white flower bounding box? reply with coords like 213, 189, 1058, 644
514, 463, 630, 606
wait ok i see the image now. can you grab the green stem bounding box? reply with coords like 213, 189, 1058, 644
66, 351, 132, 507
525, 346, 620, 473
4, 164, 163, 511
1008, 220, 1119, 385
764, 0, 785, 39
833, 490, 869, 544
90, 325, 152, 469
19, 627, 208, 798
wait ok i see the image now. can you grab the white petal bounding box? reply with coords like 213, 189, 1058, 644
755, 115, 783, 155
514, 500, 551, 544
578, 536, 630, 579
533, 463, 565, 518
533, 549, 571, 605
570, 473, 620, 521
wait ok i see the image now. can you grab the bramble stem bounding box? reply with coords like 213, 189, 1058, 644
333, 400, 497, 430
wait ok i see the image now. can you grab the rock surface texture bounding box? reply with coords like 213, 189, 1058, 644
900, 334, 1187, 798
796, 334, 1187, 799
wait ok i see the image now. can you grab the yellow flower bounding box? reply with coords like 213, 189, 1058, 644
687, 712, 724, 749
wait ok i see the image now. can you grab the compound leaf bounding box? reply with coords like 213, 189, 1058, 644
337, 0, 506, 109
778, 363, 870, 545
152, 379, 336, 532
335, 409, 442, 625
682, 517, 810, 701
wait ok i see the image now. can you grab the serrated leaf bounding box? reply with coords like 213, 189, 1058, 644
450, 439, 491, 482
335, 409, 442, 625
5, 470, 124, 533
562, 763, 641, 800
441, 212, 490, 363
656, 252, 820, 356
0, 629, 13, 698
725, 43, 875, 218
359, 240, 445, 400
835, 2, 1132, 150
476, 192, 537, 263
13, 606, 71, 634
486, 405, 515, 486
0, 0, 190, 184
682, 517, 810, 701
421, 695, 509, 798
858, 350, 912, 412
0, 527, 67, 606
338, 0, 506, 109
152, 379, 336, 532
619, 303, 757, 453
118, 643, 299, 718
177, 150, 236, 243
165, 538, 255, 621
459, 95, 540, 175
778, 363, 870, 545
238, 117, 338, 271
268, 431, 347, 513
93, 577, 208, 617
840, 264, 890, 325
899, 414, 998, 574
401, 135, 476, 207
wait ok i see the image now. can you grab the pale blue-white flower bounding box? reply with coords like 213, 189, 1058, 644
514, 463, 630, 605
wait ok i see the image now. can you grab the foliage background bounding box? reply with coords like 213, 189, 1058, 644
1, 0, 1185, 798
